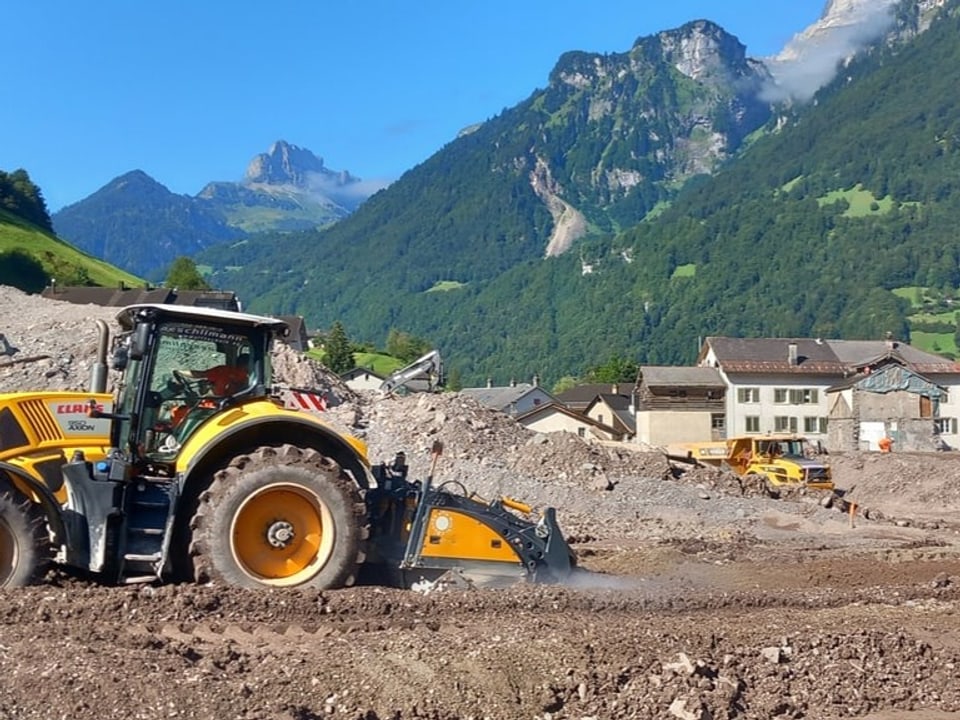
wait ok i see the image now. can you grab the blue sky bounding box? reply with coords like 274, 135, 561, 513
4, 2, 828, 212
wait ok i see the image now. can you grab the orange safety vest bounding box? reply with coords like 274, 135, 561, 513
200, 365, 248, 395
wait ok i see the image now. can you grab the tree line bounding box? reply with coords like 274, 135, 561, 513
0, 169, 52, 232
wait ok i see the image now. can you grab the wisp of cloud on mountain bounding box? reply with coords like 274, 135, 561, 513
762, 0, 898, 102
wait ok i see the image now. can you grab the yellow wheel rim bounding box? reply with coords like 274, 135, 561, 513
230, 483, 335, 587
0, 518, 19, 586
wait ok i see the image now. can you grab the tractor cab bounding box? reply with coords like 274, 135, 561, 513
107, 304, 288, 466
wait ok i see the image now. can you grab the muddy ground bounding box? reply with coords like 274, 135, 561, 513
2, 286, 960, 719
1, 509, 959, 720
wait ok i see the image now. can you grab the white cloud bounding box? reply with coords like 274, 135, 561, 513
762, 0, 898, 102
304, 171, 391, 211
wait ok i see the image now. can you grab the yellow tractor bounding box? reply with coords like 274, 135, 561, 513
0, 304, 573, 589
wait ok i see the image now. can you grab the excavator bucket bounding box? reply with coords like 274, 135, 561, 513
378, 350, 444, 396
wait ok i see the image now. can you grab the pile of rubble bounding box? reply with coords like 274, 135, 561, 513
0, 285, 357, 403
0, 286, 117, 393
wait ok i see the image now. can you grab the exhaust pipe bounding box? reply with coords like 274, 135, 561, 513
89, 319, 110, 393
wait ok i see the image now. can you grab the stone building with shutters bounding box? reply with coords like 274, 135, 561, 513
827, 359, 951, 452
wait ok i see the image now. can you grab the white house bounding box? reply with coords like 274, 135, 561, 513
583, 391, 636, 441
340, 367, 385, 393
697, 336, 960, 451
515, 402, 623, 441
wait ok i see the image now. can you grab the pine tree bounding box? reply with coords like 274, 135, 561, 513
325, 321, 354, 374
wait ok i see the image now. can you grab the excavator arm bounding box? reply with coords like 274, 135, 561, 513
378, 350, 443, 396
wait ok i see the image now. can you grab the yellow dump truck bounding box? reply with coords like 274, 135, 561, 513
667, 434, 833, 490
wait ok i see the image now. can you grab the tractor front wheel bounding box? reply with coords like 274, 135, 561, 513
190, 445, 367, 589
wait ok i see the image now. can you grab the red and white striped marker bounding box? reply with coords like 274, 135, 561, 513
287, 390, 327, 412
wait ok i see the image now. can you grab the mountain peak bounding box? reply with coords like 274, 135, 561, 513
99, 170, 175, 200
244, 140, 328, 186
777, 0, 899, 60
109, 169, 164, 187
656, 19, 753, 82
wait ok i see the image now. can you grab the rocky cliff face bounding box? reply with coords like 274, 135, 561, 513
766, 0, 898, 102
657, 19, 768, 86
196, 140, 385, 232
532, 20, 771, 253
778, 0, 899, 60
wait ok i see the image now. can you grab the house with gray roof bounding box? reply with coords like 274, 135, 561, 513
827, 360, 951, 452
698, 335, 960, 452
460, 378, 556, 416
633, 366, 726, 447
555, 383, 637, 413
340, 367, 386, 393
583, 392, 636, 441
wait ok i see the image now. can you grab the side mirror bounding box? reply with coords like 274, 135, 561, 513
129, 323, 151, 360
111, 345, 129, 371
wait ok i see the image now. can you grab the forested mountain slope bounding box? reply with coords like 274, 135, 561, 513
0, 170, 140, 290
52, 170, 243, 280
204, 1, 960, 385
200, 21, 774, 365
602, 0, 960, 356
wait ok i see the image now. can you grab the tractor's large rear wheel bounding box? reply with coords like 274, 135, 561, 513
0, 490, 48, 588
190, 445, 368, 589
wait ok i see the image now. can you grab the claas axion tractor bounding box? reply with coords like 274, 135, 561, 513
0, 304, 573, 589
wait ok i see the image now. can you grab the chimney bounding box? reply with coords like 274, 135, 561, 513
612, 383, 619, 395
885, 331, 898, 350
486, 377, 493, 388
510, 378, 516, 388
532, 374, 539, 387
788, 342, 798, 366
